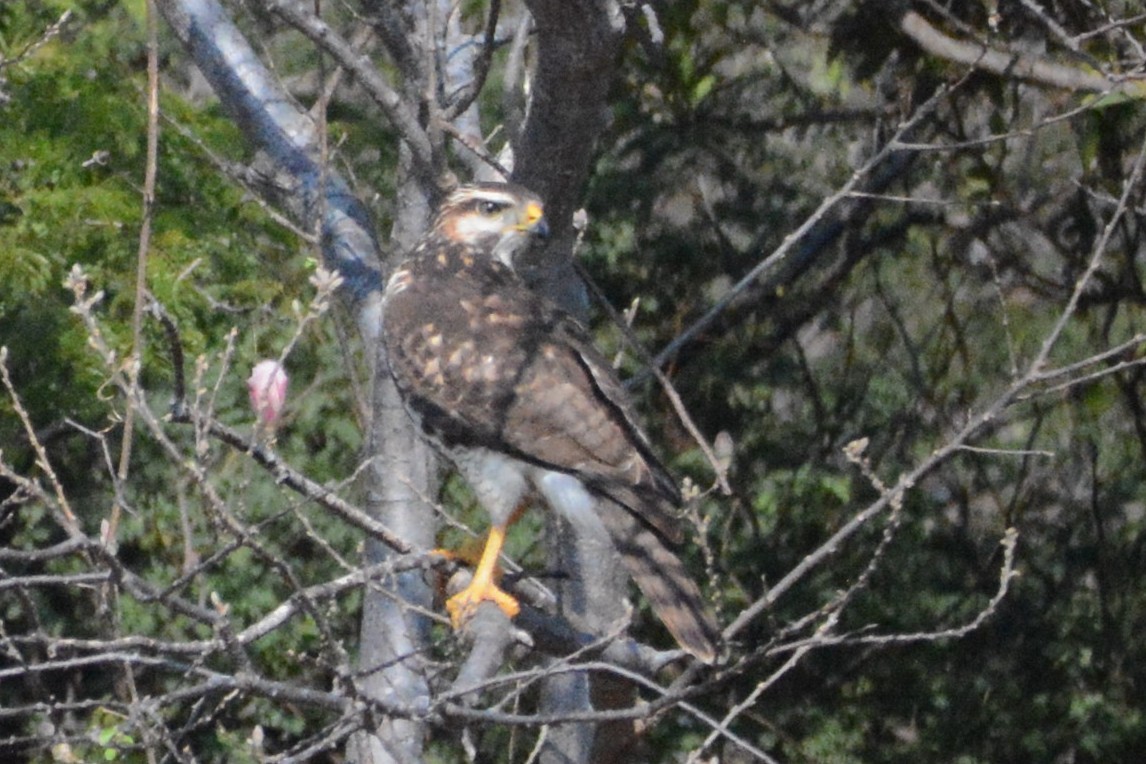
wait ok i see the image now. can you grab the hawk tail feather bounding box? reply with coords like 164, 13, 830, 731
598, 502, 720, 664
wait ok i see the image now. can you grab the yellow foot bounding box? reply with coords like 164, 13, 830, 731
445, 577, 520, 629
432, 537, 486, 568
435, 521, 520, 628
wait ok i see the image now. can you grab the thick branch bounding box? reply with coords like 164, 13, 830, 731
899, 10, 1146, 97
156, 0, 385, 317
514, 0, 625, 315
259, 0, 441, 187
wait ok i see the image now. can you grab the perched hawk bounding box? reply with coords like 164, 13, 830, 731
381, 183, 720, 663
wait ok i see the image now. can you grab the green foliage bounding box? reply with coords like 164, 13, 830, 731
1, 2, 366, 758
4, 0, 1146, 761
581, 2, 1146, 762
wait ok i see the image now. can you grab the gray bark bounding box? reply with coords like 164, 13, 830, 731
511, 3, 626, 761
158, 1, 630, 760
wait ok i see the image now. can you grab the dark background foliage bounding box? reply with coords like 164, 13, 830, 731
2, 0, 1145, 761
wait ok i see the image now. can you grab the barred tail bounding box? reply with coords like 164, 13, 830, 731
597, 502, 720, 664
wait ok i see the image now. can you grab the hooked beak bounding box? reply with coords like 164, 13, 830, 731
520, 201, 550, 239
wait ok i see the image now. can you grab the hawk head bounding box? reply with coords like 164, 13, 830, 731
432, 183, 549, 269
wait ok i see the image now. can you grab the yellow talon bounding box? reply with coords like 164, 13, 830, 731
445, 578, 520, 627
440, 522, 520, 628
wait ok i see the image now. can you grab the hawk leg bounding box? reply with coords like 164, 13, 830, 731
444, 522, 520, 628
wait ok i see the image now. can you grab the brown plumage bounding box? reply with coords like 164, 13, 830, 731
381, 183, 720, 663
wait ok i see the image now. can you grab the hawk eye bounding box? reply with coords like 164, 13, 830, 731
479, 200, 505, 215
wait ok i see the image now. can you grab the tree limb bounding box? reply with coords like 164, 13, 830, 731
898, 9, 1146, 97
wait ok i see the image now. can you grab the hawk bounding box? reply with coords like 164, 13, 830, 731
381, 183, 720, 663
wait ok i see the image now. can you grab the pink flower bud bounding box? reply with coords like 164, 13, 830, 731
247, 360, 288, 427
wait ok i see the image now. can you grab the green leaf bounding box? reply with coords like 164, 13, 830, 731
690, 73, 716, 106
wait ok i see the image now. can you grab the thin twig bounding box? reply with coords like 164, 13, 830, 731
0, 348, 80, 534
575, 261, 733, 496
111, 0, 162, 546
258, 0, 437, 182
725, 126, 1146, 640
0, 9, 71, 69
770, 527, 1019, 652
648, 75, 959, 374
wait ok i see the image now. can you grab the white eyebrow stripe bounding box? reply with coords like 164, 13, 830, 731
449, 188, 519, 207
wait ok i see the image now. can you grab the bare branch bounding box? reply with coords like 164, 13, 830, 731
898, 9, 1146, 96
257, 0, 441, 187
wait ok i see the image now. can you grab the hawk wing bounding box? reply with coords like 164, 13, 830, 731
384, 232, 720, 662
502, 318, 685, 543
384, 247, 682, 542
